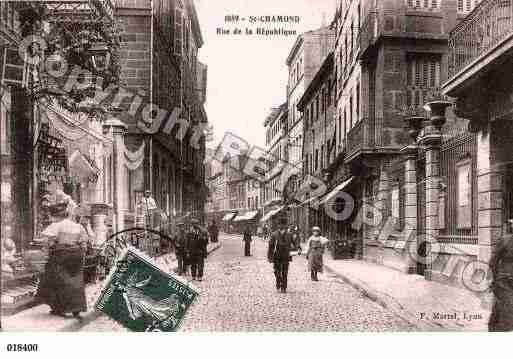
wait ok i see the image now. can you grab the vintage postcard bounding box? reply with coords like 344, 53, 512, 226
94, 246, 198, 332
1, 0, 512, 344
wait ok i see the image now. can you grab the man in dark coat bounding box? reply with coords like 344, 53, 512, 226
186, 223, 209, 281
175, 224, 188, 275
208, 221, 219, 243
267, 224, 294, 293
489, 228, 513, 331
242, 226, 252, 256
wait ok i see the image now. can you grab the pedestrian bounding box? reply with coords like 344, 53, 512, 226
187, 221, 209, 281
289, 225, 302, 251
489, 220, 513, 331
267, 222, 297, 293
208, 220, 219, 243
34, 201, 88, 319
242, 225, 252, 256
305, 226, 329, 281
175, 223, 188, 276
263, 225, 269, 241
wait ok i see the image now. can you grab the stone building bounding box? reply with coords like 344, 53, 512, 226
0, 1, 123, 251
1, 0, 123, 310
322, 0, 483, 286
206, 151, 260, 232
114, 0, 208, 226
285, 26, 335, 186
297, 51, 355, 243
443, 0, 513, 289
260, 105, 288, 227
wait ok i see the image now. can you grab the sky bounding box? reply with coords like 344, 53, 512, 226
194, 0, 337, 149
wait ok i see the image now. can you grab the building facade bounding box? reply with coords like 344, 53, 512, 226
324, 0, 483, 285
262, 104, 287, 213
286, 27, 335, 182
443, 0, 512, 288
0, 1, 124, 253
114, 0, 208, 227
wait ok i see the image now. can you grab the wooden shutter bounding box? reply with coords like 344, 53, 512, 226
1, 47, 27, 88
174, 2, 183, 57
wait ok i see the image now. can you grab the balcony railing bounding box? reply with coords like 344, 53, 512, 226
345, 117, 386, 158
448, 0, 513, 79
346, 120, 363, 157
41, 0, 114, 22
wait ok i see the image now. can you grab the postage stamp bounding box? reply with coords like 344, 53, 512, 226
94, 247, 199, 332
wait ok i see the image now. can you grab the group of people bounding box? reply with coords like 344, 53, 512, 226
240, 222, 329, 293
265, 223, 329, 293
174, 220, 209, 281
34, 188, 211, 320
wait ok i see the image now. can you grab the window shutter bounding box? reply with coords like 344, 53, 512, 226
174, 3, 183, 57
1, 47, 27, 88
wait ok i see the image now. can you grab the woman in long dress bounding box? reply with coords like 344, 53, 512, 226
36, 201, 88, 318
305, 226, 329, 281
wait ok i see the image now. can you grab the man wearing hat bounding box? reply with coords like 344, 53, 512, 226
175, 223, 188, 275
267, 220, 296, 293
186, 222, 209, 281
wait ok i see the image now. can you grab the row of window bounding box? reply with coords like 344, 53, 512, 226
337, 82, 360, 148
336, 1, 361, 91
407, 0, 440, 9
263, 176, 282, 203
266, 119, 282, 145
405, 0, 480, 12
406, 54, 441, 108
305, 145, 326, 175
0, 2, 20, 32
290, 56, 304, 90
289, 134, 302, 164
247, 196, 259, 210
304, 80, 334, 130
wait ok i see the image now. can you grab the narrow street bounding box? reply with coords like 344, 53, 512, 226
80, 234, 414, 331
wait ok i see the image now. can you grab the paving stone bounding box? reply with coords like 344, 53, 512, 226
81, 234, 414, 332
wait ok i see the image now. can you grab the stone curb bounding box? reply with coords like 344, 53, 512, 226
256, 235, 437, 329
63, 242, 222, 332
322, 264, 445, 331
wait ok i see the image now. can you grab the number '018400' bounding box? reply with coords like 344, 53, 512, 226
6, 344, 38, 352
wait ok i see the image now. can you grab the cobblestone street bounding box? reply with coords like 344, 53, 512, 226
80, 234, 414, 331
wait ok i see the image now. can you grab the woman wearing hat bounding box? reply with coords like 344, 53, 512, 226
305, 226, 329, 281
35, 201, 88, 319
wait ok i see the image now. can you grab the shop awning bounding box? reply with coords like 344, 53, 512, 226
300, 195, 322, 207
320, 177, 355, 205
260, 206, 284, 223
222, 212, 237, 221
234, 210, 259, 222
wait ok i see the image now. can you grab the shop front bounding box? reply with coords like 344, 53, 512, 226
222, 211, 237, 233
232, 210, 259, 234
1, 96, 118, 313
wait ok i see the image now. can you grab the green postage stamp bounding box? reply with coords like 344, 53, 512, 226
95, 247, 199, 332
